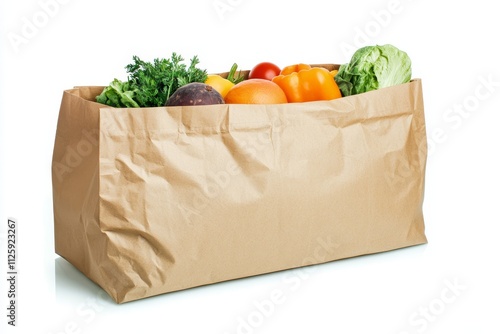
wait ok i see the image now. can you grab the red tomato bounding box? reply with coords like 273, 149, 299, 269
248, 62, 281, 81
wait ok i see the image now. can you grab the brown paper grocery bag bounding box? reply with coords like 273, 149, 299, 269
52, 76, 427, 303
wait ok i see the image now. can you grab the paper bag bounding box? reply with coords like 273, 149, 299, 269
52, 70, 427, 303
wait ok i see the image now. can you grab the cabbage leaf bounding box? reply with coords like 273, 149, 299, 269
335, 44, 412, 96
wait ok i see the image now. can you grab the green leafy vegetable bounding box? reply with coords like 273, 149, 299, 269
96, 53, 207, 107
95, 79, 140, 108
334, 44, 412, 97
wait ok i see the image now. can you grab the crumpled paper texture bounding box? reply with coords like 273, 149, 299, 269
52, 72, 427, 303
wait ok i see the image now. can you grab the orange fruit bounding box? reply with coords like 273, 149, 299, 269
224, 79, 288, 104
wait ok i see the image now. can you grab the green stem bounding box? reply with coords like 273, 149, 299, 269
226, 63, 244, 84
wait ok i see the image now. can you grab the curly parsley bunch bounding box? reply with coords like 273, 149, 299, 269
96, 53, 207, 108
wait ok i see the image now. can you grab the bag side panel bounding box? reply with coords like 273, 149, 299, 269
52, 88, 105, 288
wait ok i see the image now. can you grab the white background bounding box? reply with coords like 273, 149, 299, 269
1, 0, 499, 333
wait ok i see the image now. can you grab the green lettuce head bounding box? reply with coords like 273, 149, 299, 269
335, 44, 412, 96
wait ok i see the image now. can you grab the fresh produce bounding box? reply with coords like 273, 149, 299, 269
205, 75, 234, 98
204, 63, 245, 98
95, 79, 140, 108
95, 44, 412, 108
272, 64, 342, 102
248, 62, 281, 81
96, 53, 207, 107
165, 83, 224, 106
224, 63, 245, 84
334, 44, 411, 97
224, 79, 287, 104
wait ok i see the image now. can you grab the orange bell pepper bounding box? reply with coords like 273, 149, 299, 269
272, 64, 342, 103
